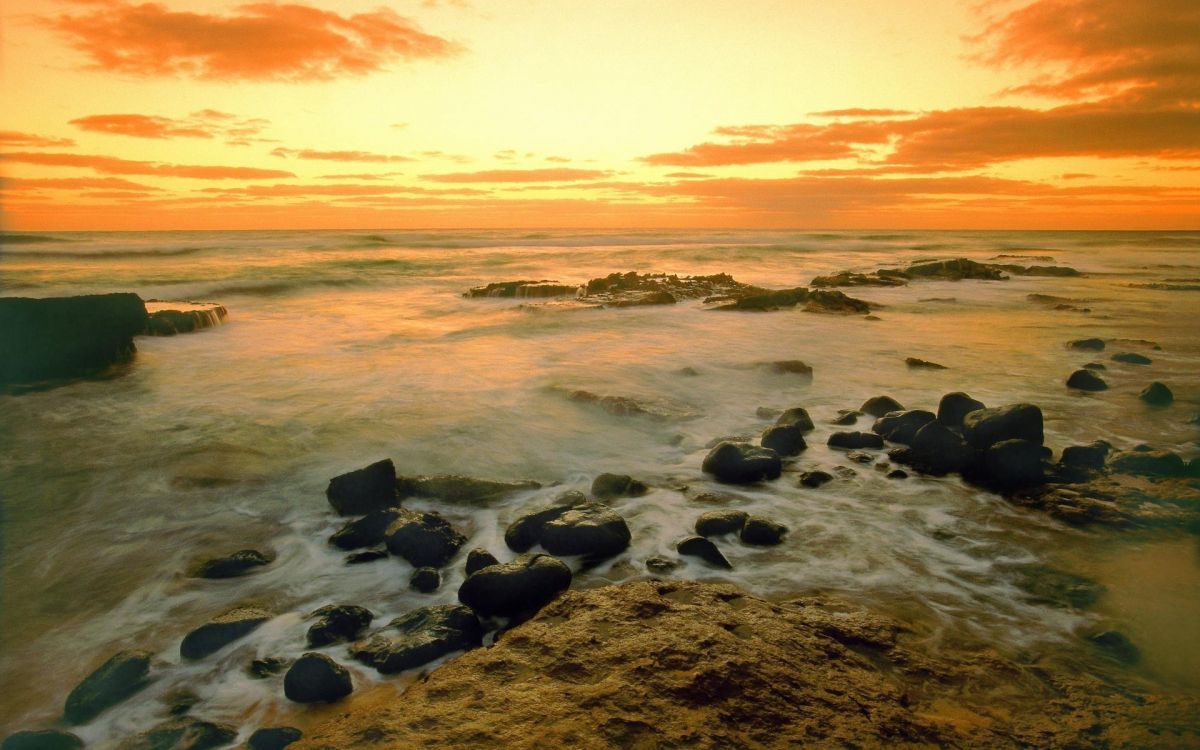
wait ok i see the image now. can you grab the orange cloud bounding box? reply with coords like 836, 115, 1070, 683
2, 151, 295, 179
809, 108, 914, 117
45, 1, 460, 81
270, 147, 413, 163
199, 183, 488, 196
422, 168, 611, 182
0, 131, 76, 148
0, 176, 161, 191
68, 111, 270, 143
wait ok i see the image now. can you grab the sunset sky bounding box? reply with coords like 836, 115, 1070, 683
1, 0, 1198, 230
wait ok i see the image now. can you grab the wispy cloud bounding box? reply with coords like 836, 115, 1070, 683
0, 130, 76, 148
422, 168, 611, 183
271, 147, 413, 163
68, 111, 270, 145
2, 151, 295, 179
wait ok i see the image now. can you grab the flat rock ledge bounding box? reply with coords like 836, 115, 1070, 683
294, 580, 1198, 750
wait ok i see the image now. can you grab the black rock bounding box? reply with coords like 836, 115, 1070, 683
887, 469, 908, 479
1109, 450, 1186, 477
961, 404, 1044, 449
505, 505, 574, 553
847, 451, 875, 464
1067, 338, 1105, 351
539, 503, 632, 560
645, 556, 681, 574
325, 459, 398, 516
247, 657, 290, 679
1066, 369, 1107, 391
907, 422, 976, 475
465, 548, 500, 576
190, 549, 274, 579
180, 607, 270, 660
63, 649, 151, 725
1088, 631, 1140, 665
764, 360, 813, 377
936, 392, 985, 429
344, 548, 388, 565
905, 357, 946, 370
694, 510, 749, 537
830, 410, 861, 426
860, 396, 905, 418
307, 605, 374, 647
1111, 352, 1151, 365
247, 727, 303, 750
1083, 362, 1106, 371
872, 410, 935, 444
283, 653, 353, 704
798, 470, 833, 488
676, 536, 732, 569
702, 442, 782, 484
123, 717, 237, 750
774, 407, 815, 432
760, 424, 807, 456
827, 431, 884, 450
1060, 442, 1110, 471
396, 475, 542, 506
1139, 382, 1173, 406
458, 554, 573, 619
384, 509, 466, 568
352, 605, 483, 673
740, 517, 787, 546
981, 439, 1045, 488
330, 509, 401, 550
590, 473, 649, 500
1, 731, 83, 750
410, 567, 441, 593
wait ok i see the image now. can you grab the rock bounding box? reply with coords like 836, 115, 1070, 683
1012, 566, 1105, 610
799, 470, 833, 488
803, 290, 870, 314
827, 431, 884, 450
345, 548, 388, 565
961, 404, 1043, 449
1088, 631, 1140, 665
1139, 382, 1173, 406
763, 360, 813, 377
810, 270, 906, 288
694, 510, 749, 537
190, 549, 273, 579
907, 422, 976, 475
384, 509, 466, 568
760, 424, 807, 456
307, 605, 374, 647
872, 410, 935, 445
180, 607, 270, 660
330, 509, 402, 550
465, 548, 500, 576
590, 473, 649, 500
711, 287, 809, 311
1109, 450, 1186, 477
352, 605, 483, 673
676, 536, 732, 569
284, 653, 353, 704
1, 731, 83, 750
1060, 442, 1110, 471
679, 366, 701, 376
247, 727, 303, 750
1083, 362, 1106, 370
505, 505, 574, 553
755, 406, 781, 419
162, 687, 199, 716
847, 451, 874, 464
644, 556, 681, 574
122, 717, 237, 750
538, 503, 632, 560
981, 439, 1045, 489
1067, 369, 1107, 391
774, 407, 815, 432
740, 517, 787, 546
701, 442, 782, 484
860, 396, 904, 418
830, 409, 860, 425
905, 258, 1005, 281
395, 475, 541, 506
247, 657, 290, 679
1067, 338, 1106, 351
143, 304, 228, 336
1111, 352, 1152, 365
458, 555, 572, 619
410, 567, 441, 593
905, 357, 946, 370
326, 459, 398, 516
936, 392, 985, 429
0, 293, 149, 384
465, 280, 577, 298
887, 469, 908, 479
608, 289, 677, 307
568, 390, 681, 420
63, 649, 151, 724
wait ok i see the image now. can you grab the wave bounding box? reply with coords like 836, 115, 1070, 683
0, 232, 70, 245
195, 277, 370, 298
0, 245, 214, 260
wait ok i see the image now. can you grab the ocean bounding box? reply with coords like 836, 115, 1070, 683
1, 229, 1198, 744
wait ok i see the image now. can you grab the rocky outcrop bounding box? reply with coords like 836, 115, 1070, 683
810, 270, 906, 288
802, 289, 871, 314
465, 548, 500, 576
464, 280, 578, 298
180, 607, 271, 660
538, 504, 633, 560
329, 509, 401, 550
143, 303, 228, 336
905, 357, 946, 370
410, 567, 441, 593
902, 423, 976, 475
740, 516, 787, 546
326, 459, 398, 516
775, 406, 815, 431
760, 424, 807, 456
710, 286, 809, 311
351, 605, 482, 674
694, 510, 749, 537
458, 554, 572, 619
701, 442, 782, 484
283, 653, 353, 704
63, 650, 152, 724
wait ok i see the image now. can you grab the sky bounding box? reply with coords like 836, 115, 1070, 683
1, 0, 1198, 230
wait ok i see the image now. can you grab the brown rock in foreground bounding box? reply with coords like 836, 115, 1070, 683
293, 580, 1198, 750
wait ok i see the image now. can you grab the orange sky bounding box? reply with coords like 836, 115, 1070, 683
1, 0, 1198, 230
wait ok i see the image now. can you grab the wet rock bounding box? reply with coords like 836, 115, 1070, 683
936, 392, 985, 429
1139, 382, 1173, 406
326, 459, 398, 516
886, 469, 908, 479
1060, 442, 1110, 471
568, 390, 682, 421
539, 503, 632, 560
180, 607, 271, 660
345, 548, 388, 565
1083, 362, 1106, 370
1067, 338, 1105, 351
961, 403, 1043, 449
410, 567, 441, 593
679, 366, 701, 376
702, 442, 782, 484
905, 357, 946, 370
465, 280, 577, 298
247, 727, 303, 750
307, 605, 374, 647
330, 509, 402, 550
907, 423, 976, 475
353, 605, 483, 673
676, 536, 732, 569
122, 717, 237, 750
458, 555, 572, 620
645, 556, 681, 574
740, 517, 787, 546
465, 548, 500, 576
905, 258, 1005, 281
63, 649, 151, 724
755, 406, 781, 419
0, 293, 149, 385
981, 439, 1045, 489
830, 409, 861, 425
847, 451, 875, 464
590, 473, 649, 500
810, 270, 905, 288
775, 407, 815, 432
827, 431, 884, 450
1013, 566, 1105, 610
395, 475, 541, 506
798, 470, 833, 488
1109, 449, 1186, 477
760, 424, 807, 456
1067, 369, 1107, 391
144, 305, 228, 336
284, 653, 353, 704
384, 510, 466, 568
872, 410, 935, 444
1088, 631, 1140, 665
803, 289, 871, 314
505, 505, 574, 553
711, 287, 808, 311
1, 731, 83, 750
1111, 352, 1151, 365
694, 510, 749, 537
247, 657, 290, 679
763, 360, 813, 377
860, 396, 904, 418
190, 549, 274, 579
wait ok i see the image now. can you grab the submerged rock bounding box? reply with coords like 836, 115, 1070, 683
590, 473, 649, 500
307, 605, 374, 647
830, 409, 861, 426
676, 536, 732, 569
1139, 382, 1173, 406
395, 475, 541, 506
330, 509, 402, 550
567, 390, 684, 421
1066, 369, 1107, 391
1060, 442, 1110, 471
284, 653, 353, 704
740, 516, 787, 546
1088, 631, 1141, 665
143, 304, 228, 336
1067, 337, 1106, 351
860, 395, 904, 418
1109, 450, 1186, 477
180, 607, 271, 660
326, 459, 398, 516
247, 657, 290, 680
458, 554, 572, 619
961, 404, 1043, 449
810, 270, 906, 288
351, 605, 483, 673
464, 280, 577, 298
827, 431, 884, 450
702, 442, 782, 484
802, 289, 870, 314
936, 392, 985, 429
345, 548, 388, 565
1111, 352, 1152, 365
799, 470, 834, 488
1, 731, 83, 750
190, 549, 274, 579
122, 717, 237, 750
384, 509, 467, 568
905, 357, 946, 370
694, 509, 749, 537
247, 727, 303, 750
1012, 566, 1105, 610
762, 360, 813, 377
711, 286, 809, 311
760, 424, 807, 456
63, 649, 152, 724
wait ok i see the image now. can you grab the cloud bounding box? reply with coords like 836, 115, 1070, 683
44, 1, 460, 81
270, 147, 413, 163
809, 108, 914, 117
422, 168, 610, 182
199, 182, 488, 196
0, 131, 76, 148
69, 111, 270, 143
0, 176, 161, 191
2, 151, 295, 179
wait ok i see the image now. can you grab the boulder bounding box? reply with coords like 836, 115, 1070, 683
0, 293, 149, 384
872, 410, 935, 445
694, 510, 749, 537
590, 473, 649, 500
961, 404, 1043, 449
180, 607, 270, 660
122, 717, 237, 750
936, 392, 985, 429
505, 505, 574, 553
1109, 450, 1186, 477
887, 469, 908, 479
384, 510, 466, 568
1111, 352, 1151, 365
539, 504, 632, 560
830, 410, 861, 426
798, 470, 833, 488
1060, 442, 1110, 471
190, 549, 274, 579
701, 442, 782, 484
395, 475, 541, 506
1, 731, 83, 750
1066, 369, 1107, 391
307, 605, 374, 647
283, 653, 353, 704
740, 517, 788, 546
760, 424, 807, 456
775, 407, 815, 432
410, 567, 441, 593
907, 423, 976, 475
676, 536, 732, 569
63, 649, 151, 724
352, 605, 483, 673
345, 548, 388, 565
465, 548, 500, 576
860, 396, 904, 418
247, 727, 303, 750
1139, 382, 1173, 406
330, 509, 402, 550
1083, 362, 1106, 371
458, 554, 572, 619
981, 439, 1045, 489
905, 357, 946, 370
1067, 338, 1105, 351
326, 459, 398, 516
827, 432, 884, 450
764, 360, 813, 377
